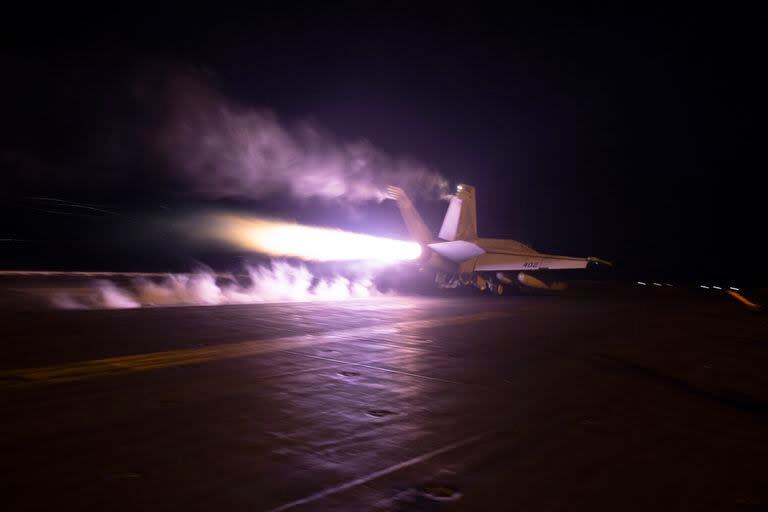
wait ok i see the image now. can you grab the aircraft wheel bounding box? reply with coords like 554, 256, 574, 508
494, 283, 505, 296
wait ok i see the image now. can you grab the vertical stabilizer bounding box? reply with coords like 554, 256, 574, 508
385, 186, 433, 244
439, 184, 477, 241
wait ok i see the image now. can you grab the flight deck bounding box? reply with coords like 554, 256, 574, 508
1, 286, 766, 510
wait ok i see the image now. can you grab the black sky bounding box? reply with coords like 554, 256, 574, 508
1, 4, 765, 284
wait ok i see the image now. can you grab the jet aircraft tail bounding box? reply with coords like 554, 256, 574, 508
438, 184, 477, 241
387, 183, 610, 294
385, 186, 433, 244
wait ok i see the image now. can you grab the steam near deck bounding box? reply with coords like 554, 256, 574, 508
50, 261, 386, 309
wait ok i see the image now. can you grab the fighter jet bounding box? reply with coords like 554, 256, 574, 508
386, 184, 610, 294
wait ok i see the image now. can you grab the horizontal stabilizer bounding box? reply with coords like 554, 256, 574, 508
428, 240, 486, 263
587, 256, 613, 266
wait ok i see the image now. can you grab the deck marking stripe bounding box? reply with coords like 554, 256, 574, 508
283, 351, 468, 385
0, 311, 510, 389
265, 433, 486, 512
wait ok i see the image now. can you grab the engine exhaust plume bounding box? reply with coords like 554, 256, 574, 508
153, 72, 449, 203
196, 213, 422, 262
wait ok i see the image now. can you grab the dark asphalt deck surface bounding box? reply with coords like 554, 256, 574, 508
1, 287, 767, 510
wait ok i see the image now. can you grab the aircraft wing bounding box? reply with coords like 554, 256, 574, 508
473, 252, 592, 271
427, 242, 610, 270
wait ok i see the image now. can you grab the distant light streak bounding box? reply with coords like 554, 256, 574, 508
653, 282, 662, 287
729, 286, 740, 291
204, 214, 421, 262
727, 290, 761, 311
712, 285, 722, 290
637, 281, 647, 286
700, 285, 710, 289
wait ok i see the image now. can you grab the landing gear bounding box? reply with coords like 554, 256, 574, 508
479, 275, 506, 296
436, 272, 514, 296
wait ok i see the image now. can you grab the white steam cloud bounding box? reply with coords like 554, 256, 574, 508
157, 74, 448, 202
50, 261, 383, 310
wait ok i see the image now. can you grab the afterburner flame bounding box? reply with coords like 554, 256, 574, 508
207, 214, 421, 262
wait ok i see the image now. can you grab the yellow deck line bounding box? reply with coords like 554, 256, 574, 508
0, 311, 510, 389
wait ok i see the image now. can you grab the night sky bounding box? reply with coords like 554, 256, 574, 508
1, 5, 765, 284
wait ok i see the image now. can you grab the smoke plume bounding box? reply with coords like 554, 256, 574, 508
50, 261, 383, 309
155, 73, 448, 202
